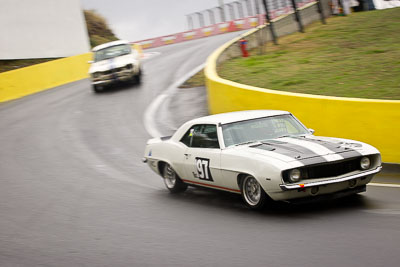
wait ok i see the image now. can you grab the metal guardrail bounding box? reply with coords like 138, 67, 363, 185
135, 0, 316, 49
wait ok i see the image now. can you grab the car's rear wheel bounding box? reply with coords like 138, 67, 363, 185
241, 175, 268, 210
163, 163, 187, 193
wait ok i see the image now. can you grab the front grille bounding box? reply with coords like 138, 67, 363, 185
100, 70, 113, 75
282, 157, 362, 182
100, 66, 128, 76
304, 158, 360, 179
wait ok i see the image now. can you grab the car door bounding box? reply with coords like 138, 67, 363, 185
180, 124, 223, 188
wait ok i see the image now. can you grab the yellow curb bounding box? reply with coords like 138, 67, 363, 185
204, 3, 400, 164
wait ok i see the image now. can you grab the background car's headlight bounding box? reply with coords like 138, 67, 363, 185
360, 157, 371, 170
92, 72, 99, 78
125, 64, 133, 70
289, 169, 301, 183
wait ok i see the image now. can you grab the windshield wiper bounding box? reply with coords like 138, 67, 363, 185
276, 134, 309, 139
235, 140, 260, 146
276, 135, 294, 139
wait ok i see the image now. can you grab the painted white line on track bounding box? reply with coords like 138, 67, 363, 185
369, 183, 400, 188
143, 63, 206, 138
142, 52, 161, 61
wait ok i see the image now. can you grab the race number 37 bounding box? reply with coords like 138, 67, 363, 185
195, 158, 213, 182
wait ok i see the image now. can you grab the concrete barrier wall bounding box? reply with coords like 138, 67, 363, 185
0, 44, 144, 103
0, 0, 90, 59
0, 53, 91, 103
205, 3, 400, 164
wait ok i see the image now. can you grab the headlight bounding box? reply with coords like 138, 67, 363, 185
92, 72, 99, 78
289, 169, 301, 183
126, 64, 133, 69
360, 157, 371, 170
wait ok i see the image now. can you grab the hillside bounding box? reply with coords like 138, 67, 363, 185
219, 8, 400, 100
84, 9, 119, 48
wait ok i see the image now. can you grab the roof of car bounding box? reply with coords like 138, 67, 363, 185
188, 110, 290, 125
92, 40, 130, 52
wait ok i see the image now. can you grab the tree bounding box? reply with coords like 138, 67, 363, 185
84, 10, 118, 48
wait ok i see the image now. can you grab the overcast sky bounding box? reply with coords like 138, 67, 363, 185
80, 0, 224, 41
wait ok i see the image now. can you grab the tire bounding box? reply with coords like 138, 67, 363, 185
240, 175, 268, 210
162, 163, 187, 193
135, 68, 142, 84
92, 84, 103, 93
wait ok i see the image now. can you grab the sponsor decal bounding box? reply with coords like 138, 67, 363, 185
202, 27, 213, 36
183, 32, 195, 40
140, 40, 154, 49
234, 19, 245, 29
162, 36, 176, 45
218, 22, 229, 32
195, 157, 213, 182
249, 17, 258, 27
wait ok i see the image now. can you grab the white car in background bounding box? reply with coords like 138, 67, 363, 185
143, 110, 382, 210
88, 40, 142, 92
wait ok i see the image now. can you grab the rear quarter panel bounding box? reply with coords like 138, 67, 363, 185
144, 139, 186, 178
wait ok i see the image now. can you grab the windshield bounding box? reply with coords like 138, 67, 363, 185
94, 44, 131, 62
222, 114, 309, 147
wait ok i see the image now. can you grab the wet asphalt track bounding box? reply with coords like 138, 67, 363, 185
1, 33, 400, 267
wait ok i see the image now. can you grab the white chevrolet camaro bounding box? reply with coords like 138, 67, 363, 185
143, 110, 382, 209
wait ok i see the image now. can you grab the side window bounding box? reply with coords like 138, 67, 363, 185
192, 125, 220, 149
180, 125, 201, 147
180, 124, 220, 149
124, 44, 132, 54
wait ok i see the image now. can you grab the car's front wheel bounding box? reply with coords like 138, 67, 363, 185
163, 163, 187, 193
241, 175, 268, 210
135, 68, 142, 84
92, 84, 103, 93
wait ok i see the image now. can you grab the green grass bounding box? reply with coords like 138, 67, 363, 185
0, 59, 55, 73
179, 69, 206, 88
218, 8, 400, 100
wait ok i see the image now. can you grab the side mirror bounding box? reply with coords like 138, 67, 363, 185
88, 60, 94, 64
308, 128, 315, 134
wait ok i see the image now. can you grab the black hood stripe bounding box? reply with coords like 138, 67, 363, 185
294, 137, 362, 159
338, 150, 363, 159
250, 141, 327, 165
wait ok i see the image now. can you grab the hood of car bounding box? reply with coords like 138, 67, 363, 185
89, 54, 135, 74
237, 135, 365, 164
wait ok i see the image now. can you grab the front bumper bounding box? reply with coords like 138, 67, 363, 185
91, 68, 137, 86
279, 166, 382, 191
288, 185, 366, 204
